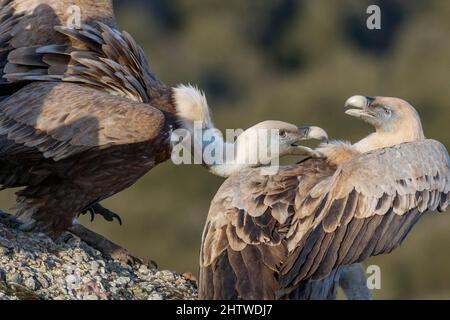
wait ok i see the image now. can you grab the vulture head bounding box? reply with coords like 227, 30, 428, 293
345, 95, 425, 152
172, 85, 328, 177
207, 120, 328, 177
235, 120, 328, 159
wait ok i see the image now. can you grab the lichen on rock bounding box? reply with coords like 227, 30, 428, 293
0, 212, 197, 300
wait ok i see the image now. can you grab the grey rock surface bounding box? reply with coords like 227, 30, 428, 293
0, 212, 197, 300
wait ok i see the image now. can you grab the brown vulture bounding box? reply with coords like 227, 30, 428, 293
199, 95, 450, 299
0, 0, 328, 261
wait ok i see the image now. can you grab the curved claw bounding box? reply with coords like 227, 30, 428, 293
77, 209, 94, 222
114, 214, 122, 226
103, 211, 122, 226
87, 208, 95, 222
78, 204, 123, 226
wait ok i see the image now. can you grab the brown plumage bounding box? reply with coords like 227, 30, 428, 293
1, 0, 114, 89
0, 0, 213, 239
199, 96, 450, 300
0, 1, 331, 266
0, 81, 171, 231
200, 140, 449, 299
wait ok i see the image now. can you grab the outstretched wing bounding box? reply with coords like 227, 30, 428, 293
0, 81, 165, 162
5, 23, 168, 103
4, 0, 115, 47
0, 0, 115, 81
280, 139, 449, 289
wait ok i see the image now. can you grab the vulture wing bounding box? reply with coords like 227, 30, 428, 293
2, 1, 168, 105
0, 0, 115, 82
281, 139, 449, 289
199, 160, 336, 299
0, 81, 165, 163
199, 140, 450, 299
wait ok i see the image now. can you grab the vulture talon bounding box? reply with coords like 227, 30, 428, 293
79, 204, 123, 226
88, 208, 95, 222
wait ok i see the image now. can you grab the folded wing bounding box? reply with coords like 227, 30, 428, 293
282, 140, 449, 289
199, 160, 336, 299
199, 140, 450, 299
0, 81, 165, 160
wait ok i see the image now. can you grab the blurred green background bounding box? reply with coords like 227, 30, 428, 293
3, 0, 450, 299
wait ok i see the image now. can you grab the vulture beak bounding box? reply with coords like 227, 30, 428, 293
297, 126, 329, 143
344, 95, 377, 122
286, 126, 328, 158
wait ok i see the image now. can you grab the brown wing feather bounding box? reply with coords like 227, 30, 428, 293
200, 140, 450, 299
280, 140, 449, 289
0, 0, 27, 99
4, 20, 170, 106
0, 0, 116, 98
9, 0, 116, 47
0, 81, 166, 162
2, 1, 173, 112
199, 159, 334, 299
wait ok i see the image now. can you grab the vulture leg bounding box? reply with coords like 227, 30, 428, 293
0, 211, 141, 265
338, 264, 372, 300
68, 222, 142, 265
288, 268, 340, 300
0, 211, 22, 229
13, 181, 141, 265
288, 264, 371, 300
79, 203, 123, 225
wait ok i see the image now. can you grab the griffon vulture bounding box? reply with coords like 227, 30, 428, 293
0, 0, 327, 261
199, 95, 449, 299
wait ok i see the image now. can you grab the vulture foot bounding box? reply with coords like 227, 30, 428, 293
80, 203, 122, 225
68, 223, 142, 265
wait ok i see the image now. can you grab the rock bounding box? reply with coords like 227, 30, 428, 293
89, 261, 99, 272
116, 276, 131, 286
0, 247, 9, 256
148, 293, 164, 300
7, 272, 22, 285
65, 274, 80, 286
0, 212, 197, 300
24, 277, 37, 291
138, 264, 149, 274
36, 275, 49, 289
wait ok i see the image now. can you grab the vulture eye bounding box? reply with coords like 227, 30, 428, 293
383, 107, 391, 115
279, 130, 287, 138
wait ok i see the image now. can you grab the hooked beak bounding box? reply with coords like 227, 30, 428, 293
284, 126, 328, 159
297, 126, 328, 143
344, 95, 376, 121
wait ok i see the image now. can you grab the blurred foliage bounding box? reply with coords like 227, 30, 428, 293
4, 0, 449, 299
